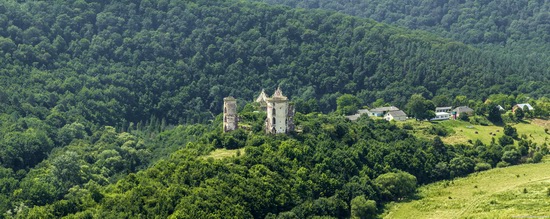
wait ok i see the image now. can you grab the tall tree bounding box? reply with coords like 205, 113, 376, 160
406, 94, 435, 121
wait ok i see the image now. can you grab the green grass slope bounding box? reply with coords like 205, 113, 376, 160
383, 158, 550, 219
402, 119, 549, 146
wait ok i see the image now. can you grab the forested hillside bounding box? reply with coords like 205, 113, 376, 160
6, 111, 546, 218
1, 0, 548, 127
251, 0, 550, 45
0, 0, 549, 218
251, 0, 550, 90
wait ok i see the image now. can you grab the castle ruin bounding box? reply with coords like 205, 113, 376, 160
257, 87, 295, 134
223, 96, 238, 132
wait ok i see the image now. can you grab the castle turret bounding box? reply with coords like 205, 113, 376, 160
223, 96, 238, 132
255, 89, 268, 110
265, 87, 293, 134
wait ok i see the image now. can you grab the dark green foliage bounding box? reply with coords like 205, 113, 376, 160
0, 0, 547, 218
428, 125, 450, 137
501, 150, 521, 165
515, 108, 525, 120
459, 113, 469, 121
474, 162, 492, 172
487, 103, 502, 123
503, 125, 518, 139
406, 94, 435, 121
532, 152, 543, 163
498, 135, 514, 146
449, 156, 475, 177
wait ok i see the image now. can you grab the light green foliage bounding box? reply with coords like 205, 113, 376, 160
351, 196, 376, 219
336, 94, 360, 115
375, 171, 417, 201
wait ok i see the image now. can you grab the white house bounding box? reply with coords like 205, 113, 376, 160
435, 106, 452, 113
384, 110, 407, 121
431, 112, 450, 121
369, 106, 400, 117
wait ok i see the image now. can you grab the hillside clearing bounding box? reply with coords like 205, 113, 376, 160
383, 158, 550, 219
202, 148, 245, 160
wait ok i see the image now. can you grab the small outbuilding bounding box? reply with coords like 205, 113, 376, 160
512, 103, 534, 112
384, 110, 407, 121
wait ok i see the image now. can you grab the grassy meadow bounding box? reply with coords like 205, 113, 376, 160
401, 118, 549, 146
383, 158, 550, 219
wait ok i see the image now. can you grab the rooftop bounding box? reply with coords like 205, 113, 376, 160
387, 110, 407, 117
370, 106, 400, 112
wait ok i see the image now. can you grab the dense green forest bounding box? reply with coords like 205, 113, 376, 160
250, 0, 550, 65
251, 0, 550, 45
0, 0, 549, 218
0, 0, 548, 127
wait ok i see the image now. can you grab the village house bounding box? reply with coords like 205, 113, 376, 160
368, 106, 400, 117
435, 106, 452, 113
384, 110, 408, 121
512, 103, 534, 112
451, 106, 474, 119
431, 112, 451, 121
345, 109, 370, 121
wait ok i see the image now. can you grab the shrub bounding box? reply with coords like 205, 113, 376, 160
474, 162, 492, 172
532, 152, 543, 163
351, 196, 377, 219
375, 171, 417, 201
402, 123, 413, 130
470, 116, 490, 126
496, 161, 510, 168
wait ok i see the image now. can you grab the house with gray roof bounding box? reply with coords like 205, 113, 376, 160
384, 110, 407, 121
368, 106, 400, 117
452, 106, 474, 119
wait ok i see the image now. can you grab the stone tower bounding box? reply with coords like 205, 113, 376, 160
255, 89, 268, 111
223, 96, 238, 132
265, 87, 294, 134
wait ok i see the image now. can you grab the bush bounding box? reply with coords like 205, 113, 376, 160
351, 196, 377, 219
402, 123, 413, 130
470, 116, 490, 126
474, 162, 492, 172
503, 125, 518, 139
449, 156, 475, 177
496, 161, 510, 168
498, 135, 514, 146
459, 113, 469, 121
532, 152, 543, 163
502, 150, 521, 164
375, 171, 417, 201
428, 125, 449, 136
